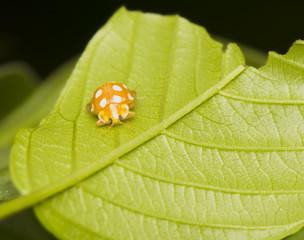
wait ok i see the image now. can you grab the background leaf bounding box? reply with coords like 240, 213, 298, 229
0, 209, 56, 240
0, 62, 39, 202
0, 148, 18, 202
0, 62, 38, 120
285, 227, 304, 240
0, 58, 76, 148
6, 7, 304, 240
0, 58, 76, 203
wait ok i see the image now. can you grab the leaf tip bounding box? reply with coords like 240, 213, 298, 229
295, 39, 304, 45
116, 5, 127, 13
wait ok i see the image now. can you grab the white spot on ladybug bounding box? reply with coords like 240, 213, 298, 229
91, 103, 94, 112
113, 85, 123, 91
99, 98, 107, 108
113, 95, 122, 103
110, 104, 119, 119
123, 104, 129, 119
95, 89, 102, 98
127, 93, 134, 100
123, 84, 128, 89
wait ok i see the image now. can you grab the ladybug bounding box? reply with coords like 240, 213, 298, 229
86, 82, 137, 128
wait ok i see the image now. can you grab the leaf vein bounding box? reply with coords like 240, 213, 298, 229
270, 51, 304, 71
219, 91, 304, 104
44, 205, 111, 239
81, 185, 304, 230
162, 130, 304, 151
114, 161, 304, 195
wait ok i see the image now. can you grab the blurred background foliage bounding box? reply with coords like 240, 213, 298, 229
1, 1, 304, 78
0, 0, 304, 239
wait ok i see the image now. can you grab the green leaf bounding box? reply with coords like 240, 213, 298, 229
0, 62, 38, 120
3, 7, 304, 240
0, 59, 76, 202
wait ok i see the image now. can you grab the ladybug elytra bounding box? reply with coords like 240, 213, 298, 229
86, 82, 137, 129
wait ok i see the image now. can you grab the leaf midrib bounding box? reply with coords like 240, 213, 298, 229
0, 65, 244, 220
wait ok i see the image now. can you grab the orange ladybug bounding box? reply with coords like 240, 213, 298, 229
86, 82, 137, 128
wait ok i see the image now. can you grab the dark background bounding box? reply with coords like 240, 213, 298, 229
1, 1, 304, 79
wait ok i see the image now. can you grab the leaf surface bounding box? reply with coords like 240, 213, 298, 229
7, 7, 304, 240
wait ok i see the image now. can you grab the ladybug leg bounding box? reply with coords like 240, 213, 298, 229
119, 121, 135, 130
96, 120, 107, 126
122, 111, 136, 123
101, 124, 114, 137
128, 101, 136, 109
126, 111, 136, 119
119, 109, 136, 124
